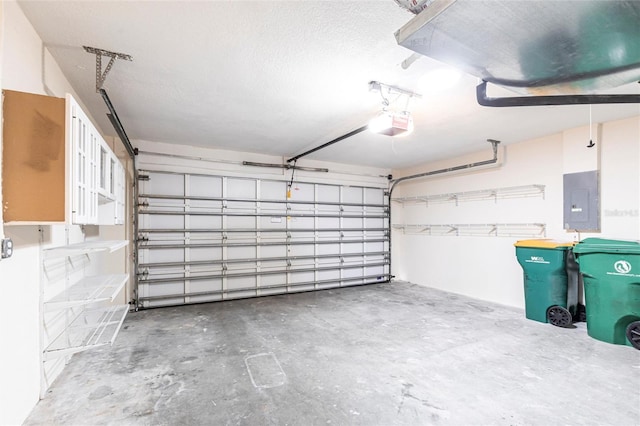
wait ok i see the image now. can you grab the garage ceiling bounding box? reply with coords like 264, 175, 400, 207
18, 0, 640, 169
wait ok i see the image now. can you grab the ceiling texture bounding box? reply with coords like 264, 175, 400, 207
18, 0, 640, 170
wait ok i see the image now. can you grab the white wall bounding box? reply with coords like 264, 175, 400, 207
0, 2, 115, 424
391, 115, 640, 309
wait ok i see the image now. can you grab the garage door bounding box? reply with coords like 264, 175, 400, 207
136, 169, 390, 308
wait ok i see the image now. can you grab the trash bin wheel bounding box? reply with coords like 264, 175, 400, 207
625, 321, 640, 350
547, 305, 572, 327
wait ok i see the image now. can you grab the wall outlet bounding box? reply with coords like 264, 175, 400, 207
1, 238, 13, 259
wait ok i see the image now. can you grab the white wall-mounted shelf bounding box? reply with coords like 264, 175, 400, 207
43, 240, 128, 259
43, 304, 129, 361
44, 274, 128, 311
392, 223, 546, 237
392, 184, 545, 206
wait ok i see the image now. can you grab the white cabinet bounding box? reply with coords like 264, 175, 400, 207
70, 94, 127, 226
1, 90, 125, 226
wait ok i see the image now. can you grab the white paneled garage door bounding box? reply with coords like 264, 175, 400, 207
136, 170, 390, 308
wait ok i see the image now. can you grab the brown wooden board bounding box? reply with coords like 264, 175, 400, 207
2, 90, 66, 223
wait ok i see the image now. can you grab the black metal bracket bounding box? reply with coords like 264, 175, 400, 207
100, 88, 136, 159
476, 80, 640, 107
286, 125, 368, 163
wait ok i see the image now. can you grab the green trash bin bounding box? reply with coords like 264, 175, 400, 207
573, 238, 640, 349
515, 240, 578, 327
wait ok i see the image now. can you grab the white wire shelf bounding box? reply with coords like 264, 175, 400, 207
43, 304, 129, 361
44, 274, 129, 311
392, 223, 546, 237
392, 184, 545, 206
43, 240, 128, 259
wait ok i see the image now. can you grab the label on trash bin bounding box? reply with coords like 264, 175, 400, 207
525, 256, 550, 264
607, 260, 640, 277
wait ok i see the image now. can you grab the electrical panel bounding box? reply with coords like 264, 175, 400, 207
563, 170, 600, 231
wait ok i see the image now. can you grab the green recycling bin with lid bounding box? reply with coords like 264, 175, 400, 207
573, 238, 640, 349
515, 239, 579, 327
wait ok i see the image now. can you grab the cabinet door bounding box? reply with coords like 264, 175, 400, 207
71, 102, 88, 224
68, 96, 98, 225
87, 131, 99, 224
1, 90, 65, 223
115, 161, 126, 225
99, 144, 108, 196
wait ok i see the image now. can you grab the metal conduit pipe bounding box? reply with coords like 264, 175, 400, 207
139, 193, 387, 208
387, 139, 501, 280
139, 250, 389, 269
388, 140, 500, 195
138, 238, 389, 250
138, 210, 387, 219
138, 227, 387, 233
140, 262, 390, 284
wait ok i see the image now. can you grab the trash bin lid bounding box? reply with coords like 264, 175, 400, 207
573, 237, 640, 255
514, 239, 574, 249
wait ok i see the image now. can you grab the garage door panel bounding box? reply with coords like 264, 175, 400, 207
343, 268, 365, 279
188, 215, 222, 229
260, 287, 288, 296
289, 217, 313, 228
343, 187, 363, 203
261, 180, 286, 198
142, 248, 185, 264
342, 242, 365, 254
143, 173, 184, 196
259, 216, 286, 229
227, 246, 256, 260
188, 247, 222, 262
365, 241, 385, 252
226, 216, 255, 229
365, 187, 385, 204
317, 269, 340, 281
291, 183, 314, 201
365, 265, 386, 276
188, 294, 223, 304
318, 217, 339, 229
260, 245, 287, 258
190, 175, 223, 197
227, 178, 256, 198
342, 217, 364, 228
317, 282, 342, 290
227, 276, 256, 290
365, 217, 385, 228
136, 170, 389, 308
289, 244, 315, 257
260, 273, 287, 287
188, 278, 222, 294
318, 244, 340, 255
317, 185, 339, 201
146, 215, 184, 229
143, 282, 185, 299
190, 200, 224, 211
290, 271, 314, 283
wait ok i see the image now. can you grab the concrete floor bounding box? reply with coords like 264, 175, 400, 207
26, 282, 639, 425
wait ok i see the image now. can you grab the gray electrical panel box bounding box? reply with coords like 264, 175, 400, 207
563, 170, 600, 231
